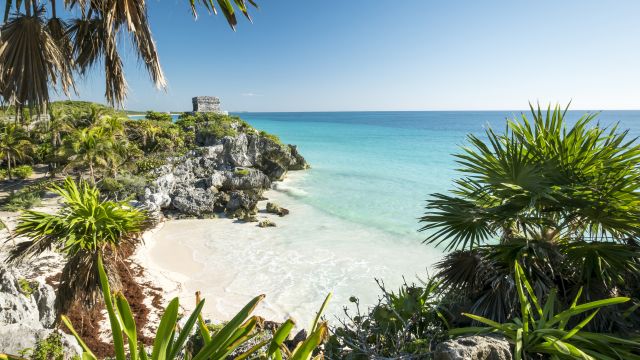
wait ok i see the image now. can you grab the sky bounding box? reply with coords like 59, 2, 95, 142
63, 0, 640, 112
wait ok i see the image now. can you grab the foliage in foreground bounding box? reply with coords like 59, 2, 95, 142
421, 104, 640, 327
451, 262, 640, 360
7, 178, 147, 313
61, 256, 330, 360
326, 278, 448, 359
0, 0, 257, 110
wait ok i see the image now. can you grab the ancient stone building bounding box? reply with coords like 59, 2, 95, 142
192, 96, 228, 115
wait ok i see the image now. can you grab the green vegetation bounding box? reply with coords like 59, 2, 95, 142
234, 168, 250, 176
260, 130, 284, 145
420, 105, 640, 330
59, 255, 330, 360
451, 262, 640, 359
0, 179, 51, 211
329, 104, 640, 359
17, 278, 36, 297
0, 0, 257, 111
11, 165, 33, 179
8, 178, 147, 313
18, 332, 75, 360
144, 111, 173, 122
327, 278, 448, 359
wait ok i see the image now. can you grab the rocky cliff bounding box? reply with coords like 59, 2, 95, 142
144, 120, 307, 219
0, 265, 81, 355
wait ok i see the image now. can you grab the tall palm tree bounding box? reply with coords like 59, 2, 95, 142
7, 177, 147, 313
421, 104, 640, 327
0, 123, 33, 179
0, 0, 258, 112
39, 105, 75, 170
64, 126, 118, 183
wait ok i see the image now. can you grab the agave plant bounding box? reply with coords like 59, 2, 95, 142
7, 177, 147, 313
421, 104, 640, 327
0, 0, 258, 111
450, 261, 640, 360
60, 255, 330, 360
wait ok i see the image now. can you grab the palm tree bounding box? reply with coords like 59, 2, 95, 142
7, 177, 147, 313
0, 123, 33, 179
64, 126, 118, 183
0, 0, 258, 112
38, 105, 75, 170
421, 104, 640, 327
138, 120, 161, 149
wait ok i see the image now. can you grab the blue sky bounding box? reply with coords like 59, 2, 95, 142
66, 0, 640, 112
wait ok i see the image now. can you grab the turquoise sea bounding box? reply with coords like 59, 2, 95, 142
145, 110, 640, 323
238, 110, 640, 243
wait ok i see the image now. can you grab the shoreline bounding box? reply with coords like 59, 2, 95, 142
137, 171, 443, 328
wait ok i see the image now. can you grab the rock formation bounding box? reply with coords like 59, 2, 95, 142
144, 118, 307, 218
0, 265, 82, 356
434, 335, 512, 360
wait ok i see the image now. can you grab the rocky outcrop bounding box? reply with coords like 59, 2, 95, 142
434, 335, 512, 360
144, 123, 307, 218
0, 265, 82, 356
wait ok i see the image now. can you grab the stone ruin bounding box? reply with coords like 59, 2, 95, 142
192, 96, 228, 115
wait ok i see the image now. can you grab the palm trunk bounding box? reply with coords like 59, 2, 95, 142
6, 153, 12, 180
51, 0, 57, 18
89, 162, 95, 184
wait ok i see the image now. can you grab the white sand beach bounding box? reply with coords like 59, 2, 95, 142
137, 172, 443, 328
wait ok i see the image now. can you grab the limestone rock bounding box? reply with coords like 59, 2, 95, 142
258, 219, 277, 228
0, 265, 81, 356
0, 325, 82, 357
143, 122, 307, 218
32, 281, 56, 328
0, 266, 42, 328
434, 335, 512, 360
266, 202, 290, 217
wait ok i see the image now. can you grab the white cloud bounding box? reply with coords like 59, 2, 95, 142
241, 92, 263, 97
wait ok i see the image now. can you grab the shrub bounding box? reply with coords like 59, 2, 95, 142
451, 261, 640, 360
144, 111, 173, 122
134, 157, 166, 174
19, 332, 68, 360
0, 168, 7, 180
58, 256, 331, 360
11, 165, 33, 179
259, 130, 283, 146
99, 175, 147, 200
1, 189, 43, 211
327, 278, 449, 359
199, 120, 237, 139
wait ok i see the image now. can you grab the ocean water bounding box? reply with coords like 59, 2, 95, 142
238, 110, 640, 241
150, 110, 640, 325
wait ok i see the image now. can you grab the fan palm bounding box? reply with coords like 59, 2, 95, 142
64, 126, 118, 182
421, 104, 640, 327
6, 177, 147, 313
0, 123, 33, 179
1, 0, 258, 112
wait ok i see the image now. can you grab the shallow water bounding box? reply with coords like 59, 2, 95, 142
152, 110, 640, 325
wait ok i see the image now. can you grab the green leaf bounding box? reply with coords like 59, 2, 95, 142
60, 315, 98, 360
192, 294, 264, 360
115, 293, 138, 360
98, 255, 126, 360
167, 298, 206, 359
151, 298, 180, 360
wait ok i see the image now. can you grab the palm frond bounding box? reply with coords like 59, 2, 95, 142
0, 8, 74, 113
